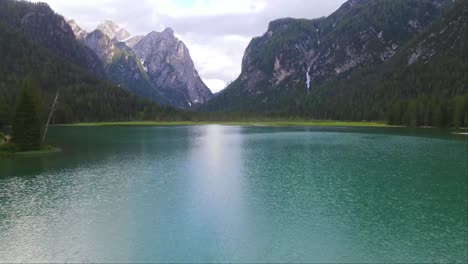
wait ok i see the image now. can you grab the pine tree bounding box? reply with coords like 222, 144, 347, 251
0, 100, 8, 129
12, 79, 43, 151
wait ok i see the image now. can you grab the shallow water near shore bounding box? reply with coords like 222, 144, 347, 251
0, 125, 466, 262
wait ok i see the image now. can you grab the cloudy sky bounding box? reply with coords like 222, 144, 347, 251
39, 0, 346, 93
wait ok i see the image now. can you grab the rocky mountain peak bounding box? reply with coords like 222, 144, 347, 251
162, 27, 174, 35
83, 29, 116, 63
145, 27, 176, 42
97, 20, 131, 41
133, 30, 213, 108
267, 18, 300, 32
124, 35, 144, 48
342, 0, 367, 9
146, 31, 160, 39
161, 29, 177, 43
68, 19, 87, 40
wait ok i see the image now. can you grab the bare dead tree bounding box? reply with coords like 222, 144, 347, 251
42, 89, 59, 143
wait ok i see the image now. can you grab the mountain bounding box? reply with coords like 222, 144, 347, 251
125, 35, 144, 48
302, 0, 468, 127
68, 19, 87, 40
0, 0, 104, 77
0, 23, 185, 124
68, 19, 213, 108
204, 0, 467, 127
97, 20, 131, 41
372, 0, 468, 126
133, 28, 214, 108
79, 29, 167, 104
202, 0, 454, 112
0, 0, 188, 124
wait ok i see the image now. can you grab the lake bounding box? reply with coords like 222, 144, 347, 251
0, 125, 467, 263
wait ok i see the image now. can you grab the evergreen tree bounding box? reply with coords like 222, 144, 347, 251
453, 96, 468, 128
0, 101, 8, 129
12, 79, 43, 151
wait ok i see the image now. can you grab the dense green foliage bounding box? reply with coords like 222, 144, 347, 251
307, 0, 468, 127
0, 0, 104, 76
388, 95, 468, 127
0, 99, 8, 129
12, 79, 43, 151
62, 120, 390, 128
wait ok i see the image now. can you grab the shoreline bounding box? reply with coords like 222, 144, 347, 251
55, 121, 393, 128
14, 147, 62, 156
0, 147, 62, 158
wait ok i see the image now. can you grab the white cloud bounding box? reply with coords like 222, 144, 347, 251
203, 79, 227, 93
178, 33, 250, 92
151, 0, 267, 17
40, 0, 346, 93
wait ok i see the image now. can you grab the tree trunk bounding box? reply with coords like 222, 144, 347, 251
43, 89, 59, 143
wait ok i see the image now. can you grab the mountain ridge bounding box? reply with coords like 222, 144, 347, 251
97, 20, 131, 41
132, 27, 214, 108
1, 0, 465, 127
68, 19, 213, 108
202, 0, 467, 127
0, 0, 105, 77
0, 21, 186, 124
201, 0, 456, 112
81, 28, 168, 104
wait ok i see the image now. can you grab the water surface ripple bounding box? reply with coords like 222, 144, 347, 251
0, 126, 466, 262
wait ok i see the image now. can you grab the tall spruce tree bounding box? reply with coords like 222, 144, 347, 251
12, 79, 43, 151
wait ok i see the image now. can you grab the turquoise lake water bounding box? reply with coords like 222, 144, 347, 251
0, 126, 467, 262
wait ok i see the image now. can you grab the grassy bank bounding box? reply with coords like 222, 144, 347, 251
58, 120, 392, 127
0, 145, 61, 158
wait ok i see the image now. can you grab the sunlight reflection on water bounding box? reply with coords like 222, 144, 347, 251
0, 126, 466, 262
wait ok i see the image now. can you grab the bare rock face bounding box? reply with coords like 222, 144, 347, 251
67, 20, 211, 107
83, 30, 118, 63
80, 29, 166, 104
68, 19, 87, 40
125, 35, 144, 48
97, 20, 131, 41
133, 28, 213, 108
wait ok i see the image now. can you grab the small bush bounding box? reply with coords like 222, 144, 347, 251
0, 142, 19, 153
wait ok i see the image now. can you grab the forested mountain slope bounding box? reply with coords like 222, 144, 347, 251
0, 23, 187, 125
288, 0, 468, 127
0, 0, 104, 76
201, 0, 467, 127
202, 0, 455, 112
